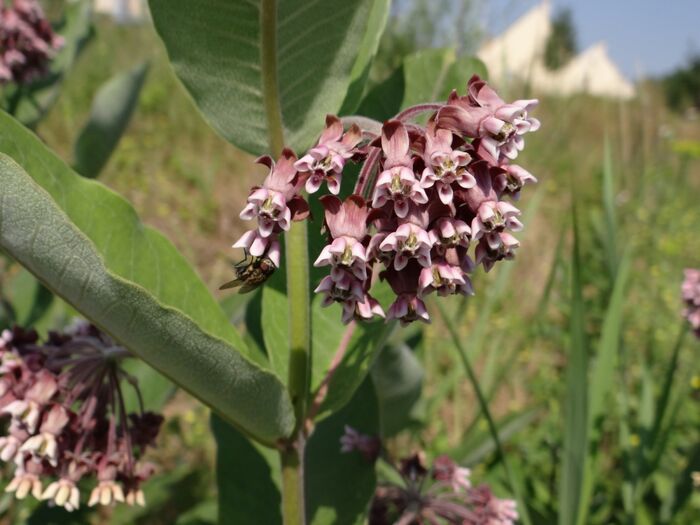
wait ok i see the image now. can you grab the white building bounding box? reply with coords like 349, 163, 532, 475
93, 0, 148, 23
477, 1, 635, 99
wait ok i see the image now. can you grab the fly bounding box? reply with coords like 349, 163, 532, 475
219, 251, 276, 293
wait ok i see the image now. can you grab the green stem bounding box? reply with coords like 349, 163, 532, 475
281, 438, 305, 525
436, 301, 533, 525
260, 1, 310, 523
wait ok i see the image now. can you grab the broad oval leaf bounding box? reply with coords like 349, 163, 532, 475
148, 0, 381, 155
0, 112, 294, 444
74, 62, 150, 178
306, 379, 379, 525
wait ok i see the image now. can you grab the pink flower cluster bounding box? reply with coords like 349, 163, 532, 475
340, 427, 517, 524
0, 0, 63, 85
0, 324, 162, 512
232, 76, 539, 325
682, 269, 700, 338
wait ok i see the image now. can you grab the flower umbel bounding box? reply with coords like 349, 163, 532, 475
226, 77, 539, 325
339, 428, 518, 525
0, 0, 63, 85
0, 324, 163, 511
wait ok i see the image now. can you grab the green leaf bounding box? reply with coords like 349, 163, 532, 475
559, 210, 589, 525
357, 49, 487, 121
12, 0, 93, 127
149, 0, 383, 155
0, 112, 294, 444
73, 62, 150, 178
371, 342, 424, 437
457, 407, 542, 467
305, 379, 379, 525
338, 0, 391, 114
402, 49, 486, 107
587, 250, 631, 440
212, 414, 282, 525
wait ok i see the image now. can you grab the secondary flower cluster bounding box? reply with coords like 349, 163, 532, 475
340, 426, 517, 525
0, 324, 162, 512
231, 76, 539, 325
0, 0, 63, 85
682, 268, 700, 338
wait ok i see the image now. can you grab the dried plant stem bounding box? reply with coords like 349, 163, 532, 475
261, 0, 308, 522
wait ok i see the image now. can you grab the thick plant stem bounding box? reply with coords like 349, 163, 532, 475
285, 220, 311, 426
281, 437, 305, 525
261, 0, 310, 523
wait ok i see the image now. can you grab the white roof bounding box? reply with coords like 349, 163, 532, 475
477, 1, 635, 99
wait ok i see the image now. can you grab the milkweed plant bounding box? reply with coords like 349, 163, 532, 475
8, 1, 694, 524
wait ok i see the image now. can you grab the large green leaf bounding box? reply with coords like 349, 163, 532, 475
338, 0, 391, 115
149, 0, 382, 156
357, 48, 487, 121
371, 342, 424, 437
0, 112, 294, 444
306, 379, 379, 525
212, 414, 282, 525
74, 62, 150, 178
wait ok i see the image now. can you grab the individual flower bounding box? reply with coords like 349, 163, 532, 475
468, 485, 519, 525
682, 269, 700, 337
419, 259, 473, 297
295, 115, 362, 194
372, 120, 428, 218
339, 425, 380, 462
437, 75, 539, 162
420, 124, 476, 204
475, 231, 520, 272
232, 230, 281, 267
494, 162, 538, 200
315, 195, 371, 282
382, 263, 430, 325
432, 455, 471, 492
42, 477, 81, 512
380, 220, 433, 271
240, 149, 308, 237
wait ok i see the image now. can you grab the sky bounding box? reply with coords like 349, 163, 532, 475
482, 0, 699, 80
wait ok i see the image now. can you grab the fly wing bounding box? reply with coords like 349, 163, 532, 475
218, 278, 243, 291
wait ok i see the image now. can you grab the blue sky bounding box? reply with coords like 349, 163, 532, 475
482, 0, 699, 80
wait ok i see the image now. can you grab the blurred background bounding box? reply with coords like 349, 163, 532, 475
2, 0, 700, 523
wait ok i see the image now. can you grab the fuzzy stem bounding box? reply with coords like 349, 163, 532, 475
355, 146, 381, 197
394, 103, 443, 122
261, 1, 309, 523
340, 115, 383, 137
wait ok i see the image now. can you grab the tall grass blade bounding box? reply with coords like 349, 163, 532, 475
559, 209, 589, 525
602, 138, 619, 279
